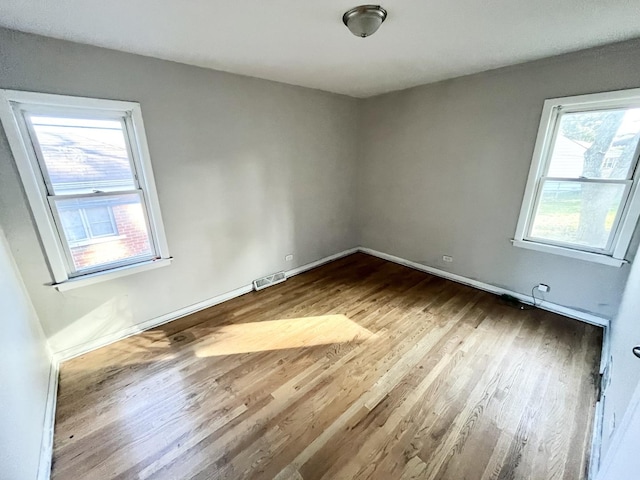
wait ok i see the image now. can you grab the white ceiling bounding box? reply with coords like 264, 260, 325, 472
1, 1, 640, 97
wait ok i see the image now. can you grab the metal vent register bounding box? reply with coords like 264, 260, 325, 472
252, 271, 286, 291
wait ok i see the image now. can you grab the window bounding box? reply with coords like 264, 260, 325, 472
514, 88, 640, 267
0, 91, 171, 289
60, 204, 118, 243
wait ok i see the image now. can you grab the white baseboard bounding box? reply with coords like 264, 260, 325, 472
54, 283, 254, 362
286, 248, 359, 277
601, 325, 611, 374
590, 325, 612, 479
53, 248, 359, 362
54, 245, 609, 362
37, 357, 59, 480
357, 247, 610, 328
589, 398, 605, 480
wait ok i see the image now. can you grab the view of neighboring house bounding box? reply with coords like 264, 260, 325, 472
33, 119, 153, 271
547, 133, 589, 177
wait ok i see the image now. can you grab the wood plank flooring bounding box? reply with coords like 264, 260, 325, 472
51, 253, 602, 480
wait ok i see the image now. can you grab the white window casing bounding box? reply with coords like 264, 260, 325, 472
0, 90, 172, 290
513, 88, 640, 267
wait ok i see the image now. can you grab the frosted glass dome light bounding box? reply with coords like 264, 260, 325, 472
342, 5, 387, 38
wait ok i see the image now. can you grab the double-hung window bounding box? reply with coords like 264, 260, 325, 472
0, 90, 171, 289
514, 88, 640, 267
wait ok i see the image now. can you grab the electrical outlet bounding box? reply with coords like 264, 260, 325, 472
442, 255, 453, 263
537, 284, 550, 293
285, 254, 294, 261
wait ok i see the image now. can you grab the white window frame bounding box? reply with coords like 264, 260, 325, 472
513, 88, 640, 267
0, 90, 172, 290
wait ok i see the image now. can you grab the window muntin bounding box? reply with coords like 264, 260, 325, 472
60, 209, 90, 242
515, 89, 640, 265
53, 194, 154, 273
0, 91, 170, 286
84, 205, 117, 238
59, 204, 118, 242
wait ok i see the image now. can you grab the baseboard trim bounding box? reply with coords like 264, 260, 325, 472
601, 325, 611, 374
357, 247, 610, 328
589, 325, 612, 479
53, 248, 360, 362
37, 356, 59, 480
54, 283, 254, 362
589, 398, 605, 480
286, 248, 359, 277
54, 245, 609, 362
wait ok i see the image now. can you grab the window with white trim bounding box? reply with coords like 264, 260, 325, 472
0, 91, 171, 288
514, 89, 640, 267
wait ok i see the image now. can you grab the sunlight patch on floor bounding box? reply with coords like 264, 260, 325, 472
194, 314, 376, 357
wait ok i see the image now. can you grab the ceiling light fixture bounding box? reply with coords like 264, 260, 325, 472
342, 5, 387, 38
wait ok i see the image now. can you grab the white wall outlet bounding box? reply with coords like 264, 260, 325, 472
285, 254, 294, 262
442, 255, 453, 263
537, 284, 550, 293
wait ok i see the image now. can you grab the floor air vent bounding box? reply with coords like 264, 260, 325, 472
253, 271, 286, 291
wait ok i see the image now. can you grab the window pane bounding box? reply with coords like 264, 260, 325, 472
29, 115, 136, 194
84, 206, 116, 237
54, 194, 154, 272
530, 180, 626, 250
59, 209, 88, 242
548, 108, 640, 179
87, 221, 116, 237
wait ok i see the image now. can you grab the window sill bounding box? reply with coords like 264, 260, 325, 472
511, 239, 627, 267
53, 257, 173, 292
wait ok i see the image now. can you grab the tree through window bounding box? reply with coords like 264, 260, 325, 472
514, 89, 640, 266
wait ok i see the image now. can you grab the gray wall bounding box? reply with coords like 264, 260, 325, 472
601, 242, 640, 456
358, 39, 640, 318
0, 28, 360, 354
3, 25, 640, 478
0, 225, 52, 480
2, 25, 640, 357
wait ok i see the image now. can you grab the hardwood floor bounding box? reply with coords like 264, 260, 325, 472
51, 253, 602, 480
